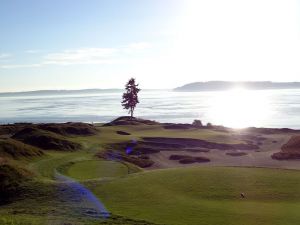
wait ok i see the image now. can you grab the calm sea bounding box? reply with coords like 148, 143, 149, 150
0, 89, 299, 129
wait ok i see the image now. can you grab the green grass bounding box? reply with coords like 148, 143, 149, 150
2, 123, 299, 225
29, 151, 93, 180
65, 160, 129, 180
72, 124, 243, 148
89, 167, 300, 225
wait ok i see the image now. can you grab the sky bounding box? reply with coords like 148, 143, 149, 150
1, 0, 300, 92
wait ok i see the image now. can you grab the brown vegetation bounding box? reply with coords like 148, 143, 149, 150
272, 136, 300, 160
37, 122, 97, 136
0, 163, 31, 203
12, 127, 81, 151
0, 138, 44, 159
226, 152, 248, 156
169, 154, 210, 164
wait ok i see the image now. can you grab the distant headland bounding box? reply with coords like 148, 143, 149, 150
174, 81, 300, 92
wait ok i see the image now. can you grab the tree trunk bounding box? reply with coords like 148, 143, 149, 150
130, 109, 133, 119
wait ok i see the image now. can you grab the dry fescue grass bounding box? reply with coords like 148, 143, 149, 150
0, 138, 44, 159
272, 135, 300, 160
12, 127, 81, 151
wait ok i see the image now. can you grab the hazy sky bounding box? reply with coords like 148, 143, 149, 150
1, 0, 300, 91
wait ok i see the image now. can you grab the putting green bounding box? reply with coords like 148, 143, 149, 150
90, 167, 300, 225
66, 160, 129, 180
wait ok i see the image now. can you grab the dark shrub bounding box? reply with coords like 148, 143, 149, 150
192, 119, 203, 127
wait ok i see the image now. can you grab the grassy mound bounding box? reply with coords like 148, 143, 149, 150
0, 125, 18, 135
12, 128, 81, 151
272, 136, 300, 160
104, 116, 159, 126
90, 167, 300, 225
62, 160, 129, 180
0, 138, 44, 159
0, 163, 31, 203
37, 122, 97, 136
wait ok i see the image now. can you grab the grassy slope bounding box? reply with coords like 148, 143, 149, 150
2, 124, 299, 225
89, 167, 300, 225
66, 160, 129, 180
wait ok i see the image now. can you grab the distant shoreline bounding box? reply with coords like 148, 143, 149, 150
174, 81, 300, 92
0, 89, 169, 97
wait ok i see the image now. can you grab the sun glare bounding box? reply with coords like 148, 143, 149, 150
208, 88, 271, 128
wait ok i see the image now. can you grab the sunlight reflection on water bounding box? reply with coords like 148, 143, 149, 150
207, 88, 272, 128
0, 89, 299, 128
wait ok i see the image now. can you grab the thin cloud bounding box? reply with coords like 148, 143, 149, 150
0, 64, 41, 69
126, 42, 152, 50
0, 42, 152, 68
43, 48, 118, 65
0, 53, 12, 59
25, 49, 41, 54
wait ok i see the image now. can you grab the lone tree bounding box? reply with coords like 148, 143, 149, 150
122, 78, 141, 118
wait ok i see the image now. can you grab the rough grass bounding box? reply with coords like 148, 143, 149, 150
37, 122, 98, 136
272, 135, 300, 160
89, 167, 300, 225
12, 127, 81, 151
0, 138, 44, 159
0, 163, 32, 203
104, 116, 159, 126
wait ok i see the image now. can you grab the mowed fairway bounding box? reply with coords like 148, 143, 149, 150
66, 160, 129, 180
89, 167, 300, 225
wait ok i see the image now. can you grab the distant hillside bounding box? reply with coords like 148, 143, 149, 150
174, 81, 300, 92
0, 88, 166, 97
0, 89, 122, 97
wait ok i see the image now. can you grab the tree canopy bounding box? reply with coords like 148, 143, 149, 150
122, 78, 141, 118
